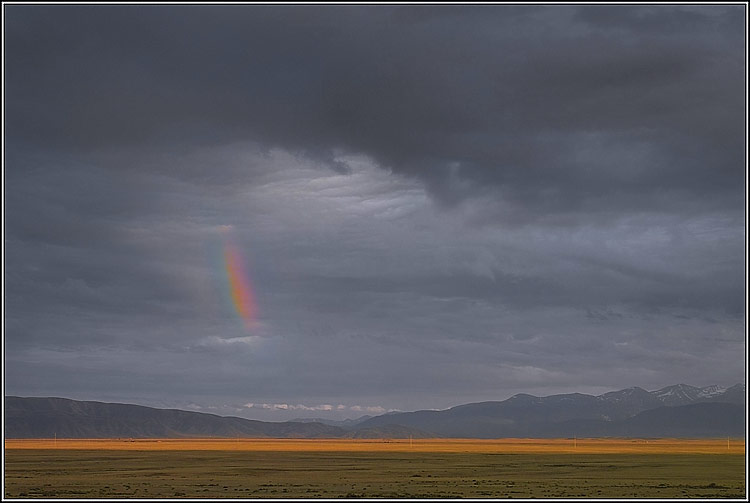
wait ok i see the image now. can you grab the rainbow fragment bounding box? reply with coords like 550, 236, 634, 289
221, 230, 258, 330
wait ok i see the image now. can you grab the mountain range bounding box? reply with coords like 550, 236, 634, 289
5, 383, 745, 439
354, 384, 746, 438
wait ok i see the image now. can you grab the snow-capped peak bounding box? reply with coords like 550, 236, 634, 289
698, 385, 726, 398
651, 384, 703, 405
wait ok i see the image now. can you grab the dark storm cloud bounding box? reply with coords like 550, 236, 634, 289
4, 5, 745, 419
6, 5, 744, 218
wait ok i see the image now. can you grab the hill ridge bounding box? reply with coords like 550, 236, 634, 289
6, 383, 744, 439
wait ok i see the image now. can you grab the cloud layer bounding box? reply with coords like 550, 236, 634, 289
4, 5, 745, 420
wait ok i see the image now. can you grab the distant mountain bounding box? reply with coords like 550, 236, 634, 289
355, 384, 746, 438
290, 415, 373, 429
619, 402, 745, 437
597, 387, 664, 419
651, 384, 742, 407
6, 384, 745, 439
706, 383, 746, 405
546, 403, 745, 438
5, 397, 347, 439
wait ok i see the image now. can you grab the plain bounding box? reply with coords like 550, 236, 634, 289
4, 438, 746, 498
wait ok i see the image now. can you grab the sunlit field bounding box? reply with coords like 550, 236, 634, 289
5, 437, 745, 454
5, 438, 745, 498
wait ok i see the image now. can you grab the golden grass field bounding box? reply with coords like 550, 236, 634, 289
5, 438, 747, 498
4, 437, 746, 454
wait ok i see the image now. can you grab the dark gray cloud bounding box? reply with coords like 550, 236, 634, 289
3, 5, 745, 420
6, 5, 743, 214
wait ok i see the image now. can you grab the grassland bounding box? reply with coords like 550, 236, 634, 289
4, 438, 746, 498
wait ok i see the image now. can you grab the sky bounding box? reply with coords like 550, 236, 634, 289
3, 4, 746, 422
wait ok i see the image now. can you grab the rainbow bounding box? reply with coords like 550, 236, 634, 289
221, 228, 258, 330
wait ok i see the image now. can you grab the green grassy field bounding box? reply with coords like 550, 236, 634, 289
4, 448, 746, 498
